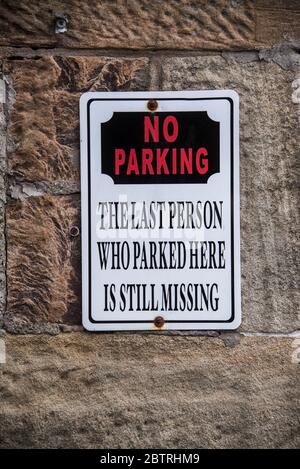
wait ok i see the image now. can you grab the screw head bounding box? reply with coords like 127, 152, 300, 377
54, 15, 68, 34
147, 99, 158, 112
69, 225, 80, 237
154, 316, 165, 328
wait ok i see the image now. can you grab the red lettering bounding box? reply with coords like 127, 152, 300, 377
115, 146, 209, 176
156, 149, 169, 174
142, 149, 154, 174
144, 116, 159, 143
127, 149, 139, 175
180, 148, 193, 174
115, 149, 126, 175
163, 116, 178, 143
172, 148, 177, 174
195, 147, 208, 174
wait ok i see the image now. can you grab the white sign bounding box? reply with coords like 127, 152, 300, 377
80, 91, 241, 331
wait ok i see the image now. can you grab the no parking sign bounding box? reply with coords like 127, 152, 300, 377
80, 91, 241, 331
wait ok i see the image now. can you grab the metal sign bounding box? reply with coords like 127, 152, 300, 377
80, 91, 241, 331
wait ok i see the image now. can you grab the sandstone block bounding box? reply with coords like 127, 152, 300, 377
0, 85, 6, 323
6, 195, 81, 326
0, 333, 298, 448
0, 1, 299, 50
5, 56, 149, 182
162, 56, 299, 333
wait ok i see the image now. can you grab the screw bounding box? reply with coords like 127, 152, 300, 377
54, 14, 68, 34
154, 316, 165, 328
147, 99, 158, 112
69, 225, 80, 237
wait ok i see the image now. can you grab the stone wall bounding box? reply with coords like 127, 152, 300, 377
0, 0, 299, 448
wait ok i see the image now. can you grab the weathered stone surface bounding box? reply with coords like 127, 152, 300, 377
6, 195, 81, 326
255, 1, 300, 46
0, 76, 6, 325
0, 1, 300, 51
0, 0, 298, 454
162, 56, 300, 333
0, 193, 5, 326
5, 55, 300, 332
0, 333, 298, 448
4, 56, 149, 182
0, 0, 254, 50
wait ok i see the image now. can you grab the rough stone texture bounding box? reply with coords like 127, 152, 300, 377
4, 56, 149, 182
255, 1, 300, 46
0, 333, 298, 448
0, 1, 299, 451
0, 75, 6, 326
6, 195, 81, 327
162, 55, 300, 333
0, 1, 299, 51
0, 0, 255, 50
4, 54, 300, 333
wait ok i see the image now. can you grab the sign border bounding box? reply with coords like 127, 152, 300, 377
80, 91, 240, 330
